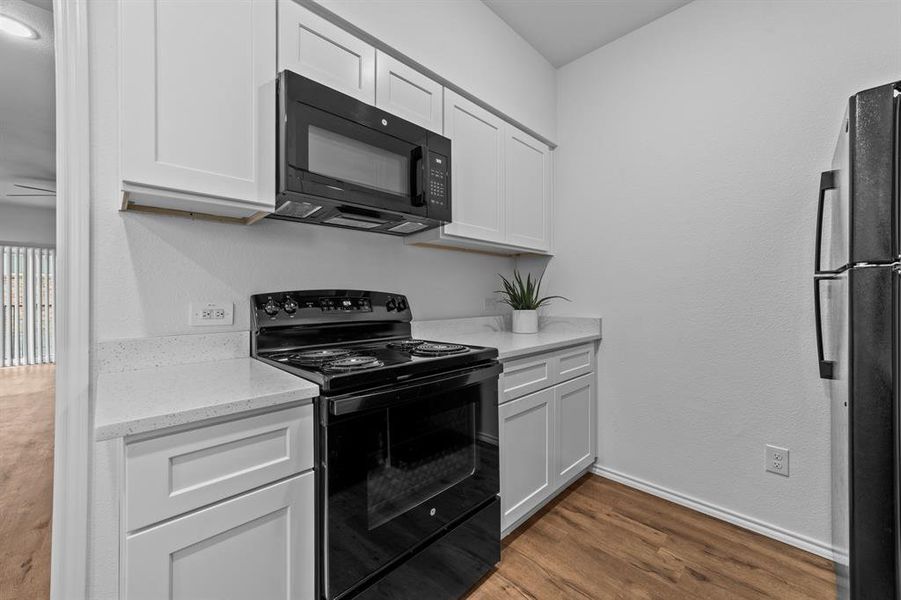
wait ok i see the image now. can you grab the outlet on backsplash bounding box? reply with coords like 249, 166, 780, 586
189, 302, 234, 327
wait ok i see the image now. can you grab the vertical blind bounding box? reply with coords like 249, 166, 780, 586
1, 245, 55, 367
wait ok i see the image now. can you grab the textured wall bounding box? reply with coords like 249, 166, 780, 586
86, 0, 561, 341
0, 204, 55, 247
547, 0, 901, 550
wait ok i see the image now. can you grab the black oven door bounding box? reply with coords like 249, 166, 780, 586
321, 363, 500, 600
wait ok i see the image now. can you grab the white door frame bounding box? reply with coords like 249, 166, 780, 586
50, 0, 91, 598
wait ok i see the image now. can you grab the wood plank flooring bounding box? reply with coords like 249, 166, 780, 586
467, 474, 835, 600
0, 365, 54, 600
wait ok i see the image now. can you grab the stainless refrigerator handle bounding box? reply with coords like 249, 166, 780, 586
815, 170, 840, 276
814, 275, 837, 380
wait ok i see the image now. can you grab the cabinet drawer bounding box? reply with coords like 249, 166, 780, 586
501, 353, 555, 402
125, 404, 314, 531
555, 343, 594, 382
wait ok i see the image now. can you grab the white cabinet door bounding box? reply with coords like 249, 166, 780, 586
120, 0, 275, 210
375, 51, 443, 133
555, 374, 596, 484
278, 0, 375, 104
125, 472, 314, 600
499, 387, 555, 531
505, 127, 551, 251
442, 90, 507, 244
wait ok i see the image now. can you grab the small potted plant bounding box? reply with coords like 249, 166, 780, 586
496, 270, 568, 334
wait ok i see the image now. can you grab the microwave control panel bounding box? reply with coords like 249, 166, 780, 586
428, 153, 449, 208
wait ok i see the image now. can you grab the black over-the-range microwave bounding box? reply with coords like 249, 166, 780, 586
272, 70, 452, 235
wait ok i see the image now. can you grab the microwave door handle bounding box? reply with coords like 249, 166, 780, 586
410, 146, 426, 207
815, 170, 839, 275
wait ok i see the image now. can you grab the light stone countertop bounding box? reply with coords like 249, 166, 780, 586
412, 315, 602, 361
94, 357, 319, 441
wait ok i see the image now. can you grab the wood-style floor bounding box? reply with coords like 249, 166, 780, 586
467, 474, 835, 600
0, 365, 54, 600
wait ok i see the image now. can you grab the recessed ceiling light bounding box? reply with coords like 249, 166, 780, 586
0, 14, 38, 40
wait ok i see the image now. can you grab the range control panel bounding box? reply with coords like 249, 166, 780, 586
319, 297, 371, 312
251, 290, 411, 325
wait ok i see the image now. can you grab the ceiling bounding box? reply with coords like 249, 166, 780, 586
483, 0, 692, 67
0, 0, 55, 209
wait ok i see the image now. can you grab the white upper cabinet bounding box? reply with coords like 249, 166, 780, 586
442, 90, 507, 244
408, 94, 553, 255
120, 0, 276, 218
505, 127, 551, 252
375, 51, 443, 133
278, 1, 375, 104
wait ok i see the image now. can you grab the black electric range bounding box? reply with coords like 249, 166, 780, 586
251, 289, 501, 600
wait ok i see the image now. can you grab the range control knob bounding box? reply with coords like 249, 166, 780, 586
397, 298, 408, 311
283, 297, 298, 314
385, 298, 397, 311
263, 298, 280, 316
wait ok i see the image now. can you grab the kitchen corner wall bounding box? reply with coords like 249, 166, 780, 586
543, 0, 901, 551
88, 0, 555, 342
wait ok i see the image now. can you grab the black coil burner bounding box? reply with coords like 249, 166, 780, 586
387, 339, 426, 351
280, 348, 355, 367
410, 343, 468, 357
322, 355, 384, 372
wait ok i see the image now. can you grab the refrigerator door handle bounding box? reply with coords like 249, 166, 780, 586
815, 170, 840, 275
814, 275, 837, 379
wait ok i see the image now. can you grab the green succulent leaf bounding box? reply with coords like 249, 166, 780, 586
495, 269, 570, 310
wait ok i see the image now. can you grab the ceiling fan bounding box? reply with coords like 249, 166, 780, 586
4, 180, 56, 197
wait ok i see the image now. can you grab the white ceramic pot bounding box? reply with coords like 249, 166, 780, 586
511, 310, 538, 334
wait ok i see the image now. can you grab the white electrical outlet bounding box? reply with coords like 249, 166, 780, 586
765, 445, 789, 477
189, 302, 234, 327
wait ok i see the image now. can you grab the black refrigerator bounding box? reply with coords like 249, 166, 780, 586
815, 80, 900, 599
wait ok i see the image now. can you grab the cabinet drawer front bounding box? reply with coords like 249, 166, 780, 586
501, 354, 556, 402
126, 405, 314, 531
499, 387, 555, 531
555, 343, 594, 382
126, 472, 315, 600
556, 374, 595, 482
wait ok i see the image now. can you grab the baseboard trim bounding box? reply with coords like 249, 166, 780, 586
590, 465, 836, 561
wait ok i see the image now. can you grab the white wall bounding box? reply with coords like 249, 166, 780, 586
0, 203, 55, 246
88, 0, 531, 342
313, 0, 557, 142
546, 0, 901, 551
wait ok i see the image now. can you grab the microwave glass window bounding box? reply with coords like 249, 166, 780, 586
308, 125, 410, 196
366, 401, 477, 530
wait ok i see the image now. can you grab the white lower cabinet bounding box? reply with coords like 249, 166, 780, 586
556, 374, 596, 482
499, 344, 597, 533
499, 387, 555, 530
126, 471, 315, 600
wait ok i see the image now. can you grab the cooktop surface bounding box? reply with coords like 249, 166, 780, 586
257, 338, 498, 394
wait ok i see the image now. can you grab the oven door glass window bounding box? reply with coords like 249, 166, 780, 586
368, 401, 476, 529
325, 377, 498, 600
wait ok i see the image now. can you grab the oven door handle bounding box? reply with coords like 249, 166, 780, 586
329, 362, 503, 416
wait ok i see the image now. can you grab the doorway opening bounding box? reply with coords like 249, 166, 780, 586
0, 0, 57, 597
